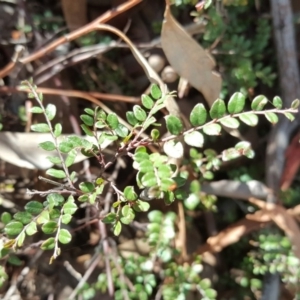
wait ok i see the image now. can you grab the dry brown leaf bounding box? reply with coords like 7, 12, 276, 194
288, 204, 300, 215
61, 0, 87, 30
161, 3, 222, 106
201, 211, 268, 254
196, 198, 300, 260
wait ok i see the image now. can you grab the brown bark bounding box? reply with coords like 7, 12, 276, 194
266, 0, 300, 196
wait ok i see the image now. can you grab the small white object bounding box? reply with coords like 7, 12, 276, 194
148, 54, 166, 73
161, 65, 178, 83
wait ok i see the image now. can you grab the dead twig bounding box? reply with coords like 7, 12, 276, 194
0, 86, 140, 104
0, 0, 142, 78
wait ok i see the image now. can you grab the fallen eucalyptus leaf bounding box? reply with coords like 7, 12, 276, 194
161, 3, 222, 106
0, 132, 113, 170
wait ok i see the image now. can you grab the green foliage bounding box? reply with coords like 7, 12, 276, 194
77, 210, 216, 300
232, 230, 300, 297
192, 2, 276, 96
0, 80, 298, 298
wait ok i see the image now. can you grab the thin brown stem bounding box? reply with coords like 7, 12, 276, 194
0, 0, 142, 78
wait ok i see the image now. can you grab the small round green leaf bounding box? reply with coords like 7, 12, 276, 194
139, 160, 154, 173
78, 194, 89, 202
251, 95, 268, 111
31, 123, 50, 133
184, 131, 204, 147
95, 120, 106, 129
151, 129, 160, 141
84, 108, 94, 116
141, 94, 154, 109
98, 132, 117, 146
150, 84, 162, 99
160, 178, 175, 191
291, 99, 300, 109
25, 222, 37, 236
17, 232, 25, 247
140, 186, 162, 201
120, 214, 135, 225
121, 205, 135, 220
157, 165, 171, 178
49, 208, 60, 219
61, 214, 72, 224
65, 149, 77, 167
190, 180, 201, 193
134, 152, 149, 163
1, 212, 11, 225
67, 135, 83, 147
132, 200, 150, 212
126, 111, 139, 126
265, 112, 278, 124
58, 229, 72, 244
45, 104, 56, 121
164, 191, 175, 205
46, 168, 66, 179
39, 141, 56, 151
184, 193, 199, 210
41, 237, 55, 250
235, 141, 255, 159
272, 96, 282, 109
219, 117, 240, 129
102, 213, 117, 224
222, 148, 241, 161
141, 172, 157, 187
81, 124, 94, 136
163, 140, 184, 159
13, 212, 32, 224
30, 106, 43, 113
148, 211, 163, 223
210, 99, 226, 119
165, 115, 183, 135
135, 146, 147, 153
203, 170, 214, 179
205, 289, 217, 298
47, 193, 64, 206
79, 182, 95, 193
58, 141, 73, 153
37, 211, 50, 224
63, 201, 78, 215
80, 114, 94, 126
202, 123, 221, 135
142, 116, 156, 130
25, 201, 43, 215
284, 112, 295, 121
133, 105, 147, 121
124, 186, 138, 201
89, 193, 96, 204
235, 141, 251, 151
190, 103, 207, 126
42, 221, 58, 234
114, 123, 129, 138
96, 110, 107, 120
54, 123, 62, 137
4, 221, 23, 236
107, 113, 119, 129
239, 113, 259, 126
8, 255, 22, 266
243, 148, 255, 159
228, 92, 246, 114
114, 221, 122, 236
46, 156, 61, 165
150, 153, 168, 165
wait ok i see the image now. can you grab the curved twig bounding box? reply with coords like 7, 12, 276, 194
0, 0, 142, 78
